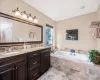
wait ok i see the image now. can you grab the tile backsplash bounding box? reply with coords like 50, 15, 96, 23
0, 43, 44, 53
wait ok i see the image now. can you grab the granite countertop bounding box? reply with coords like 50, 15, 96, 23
0, 46, 50, 59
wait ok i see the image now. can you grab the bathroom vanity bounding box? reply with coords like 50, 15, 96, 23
0, 12, 51, 80
0, 47, 51, 80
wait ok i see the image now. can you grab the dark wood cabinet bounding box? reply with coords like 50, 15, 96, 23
0, 54, 27, 80
41, 48, 50, 75
27, 51, 41, 80
29, 66, 40, 80
0, 64, 15, 80
0, 48, 51, 80
15, 61, 27, 80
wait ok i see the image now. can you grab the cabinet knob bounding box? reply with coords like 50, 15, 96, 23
13, 68, 15, 71
15, 67, 18, 70
46, 54, 48, 56
33, 53, 38, 56
41, 50, 49, 53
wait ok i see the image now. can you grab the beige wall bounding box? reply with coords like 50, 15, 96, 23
96, 5, 100, 50
0, 0, 56, 45
0, 0, 99, 50
56, 12, 98, 51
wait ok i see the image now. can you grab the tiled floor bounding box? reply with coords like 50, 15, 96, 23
38, 56, 100, 80
38, 67, 100, 80
38, 68, 66, 80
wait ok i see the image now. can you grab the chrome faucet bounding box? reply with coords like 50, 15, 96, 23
4, 47, 13, 52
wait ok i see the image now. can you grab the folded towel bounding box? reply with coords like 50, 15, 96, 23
92, 28, 100, 38
92, 28, 97, 38
97, 28, 100, 38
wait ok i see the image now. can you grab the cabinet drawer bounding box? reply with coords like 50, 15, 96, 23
29, 66, 40, 80
0, 54, 27, 67
28, 56, 40, 70
41, 49, 50, 54
28, 51, 40, 58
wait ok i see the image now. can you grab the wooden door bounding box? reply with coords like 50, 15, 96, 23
41, 49, 50, 74
15, 61, 27, 80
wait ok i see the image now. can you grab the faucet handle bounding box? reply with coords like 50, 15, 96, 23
9, 47, 13, 52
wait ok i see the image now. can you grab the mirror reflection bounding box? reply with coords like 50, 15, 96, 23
0, 16, 42, 43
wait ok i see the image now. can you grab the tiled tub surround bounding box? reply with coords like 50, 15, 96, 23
51, 52, 100, 80
0, 43, 44, 53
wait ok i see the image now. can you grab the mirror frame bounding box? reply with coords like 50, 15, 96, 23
0, 12, 43, 46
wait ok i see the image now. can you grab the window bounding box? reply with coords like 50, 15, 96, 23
46, 24, 53, 46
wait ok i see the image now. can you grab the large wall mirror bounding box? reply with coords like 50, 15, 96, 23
0, 12, 43, 45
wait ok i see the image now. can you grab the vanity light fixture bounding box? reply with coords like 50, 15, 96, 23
12, 8, 38, 23
12, 7, 21, 16
33, 16, 38, 23
21, 11, 27, 19
28, 13, 33, 21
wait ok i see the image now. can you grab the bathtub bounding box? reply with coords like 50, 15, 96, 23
51, 51, 99, 80
51, 51, 91, 64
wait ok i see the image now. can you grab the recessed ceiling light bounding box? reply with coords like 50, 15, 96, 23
80, 6, 86, 9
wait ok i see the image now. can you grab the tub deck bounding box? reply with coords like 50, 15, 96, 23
51, 51, 100, 80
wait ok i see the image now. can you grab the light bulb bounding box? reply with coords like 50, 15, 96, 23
15, 11, 20, 16
33, 18, 38, 23
22, 14, 27, 19
28, 16, 33, 21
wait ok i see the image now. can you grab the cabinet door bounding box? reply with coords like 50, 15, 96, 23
44, 52, 50, 70
41, 49, 50, 74
0, 64, 15, 80
15, 61, 27, 80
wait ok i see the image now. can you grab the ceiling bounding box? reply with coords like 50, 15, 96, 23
23, 0, 100, 21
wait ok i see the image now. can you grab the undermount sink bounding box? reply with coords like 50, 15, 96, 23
2, 52, 20, 56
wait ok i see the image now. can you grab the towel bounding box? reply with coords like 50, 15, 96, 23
92, 28, 97, 38
92, 28, 100, 38
1, 30, 5, 42
97, 28, 100, 38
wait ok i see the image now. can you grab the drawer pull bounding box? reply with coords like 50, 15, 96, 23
33, 62, 38, 65
33, 53, 38, 56
41, 50, 49, 53
33, 73, 38, 77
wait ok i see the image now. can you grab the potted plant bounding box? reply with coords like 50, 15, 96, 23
89, 50, 100, 64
